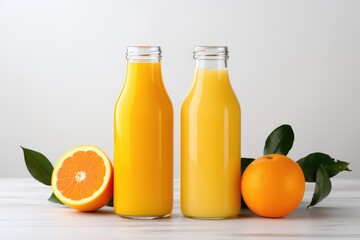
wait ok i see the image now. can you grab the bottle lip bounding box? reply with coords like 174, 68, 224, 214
193, 46, 229, 60
126, 46, 162, 61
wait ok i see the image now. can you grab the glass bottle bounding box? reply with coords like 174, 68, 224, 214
114, 46, 173, 219
181, 46, 241, 219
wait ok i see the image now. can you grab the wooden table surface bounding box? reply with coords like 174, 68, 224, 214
0, 178, 359, 239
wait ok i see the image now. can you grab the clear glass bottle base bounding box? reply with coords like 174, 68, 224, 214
117, 213, 171, 220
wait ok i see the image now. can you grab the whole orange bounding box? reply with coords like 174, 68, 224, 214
241, 154, 305, 218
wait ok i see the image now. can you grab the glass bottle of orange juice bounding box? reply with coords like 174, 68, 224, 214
114, 46, 173, 219
181, 46, 241, 219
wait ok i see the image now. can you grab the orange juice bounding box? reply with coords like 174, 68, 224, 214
181, 46, 241, 219
114, 46, 173, 219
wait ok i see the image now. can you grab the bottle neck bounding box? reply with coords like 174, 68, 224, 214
195, 59, 228, 69
193, 59, 230, 89
125, 61, 163, 87
193, 58, 230, 87
128, 59, 160, 63
126, 46, 161, 62
193, 46, 229, 70
124, 46, 163, 86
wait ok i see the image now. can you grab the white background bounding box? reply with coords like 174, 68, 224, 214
0, 0, 359, 178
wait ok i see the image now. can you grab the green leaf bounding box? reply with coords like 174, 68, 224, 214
21, 147, 54, 185
106, 197, 113, 207
241, 198, 248, 210
323, 162, 351, 178
240, 158, 254, 209
48, 193, 64, 205
241, 158, 255, 174
263, 124, 294, 156
308, 165, 332, 208
297, 152, 351, 182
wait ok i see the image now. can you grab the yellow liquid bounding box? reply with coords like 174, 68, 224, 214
114, 62, 173, 218
181, 68, 241, 218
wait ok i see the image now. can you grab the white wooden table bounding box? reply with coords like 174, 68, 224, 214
0, 178, 359, 239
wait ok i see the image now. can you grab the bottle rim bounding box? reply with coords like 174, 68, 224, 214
126, 46, 162, 61
193, 46, 229, 60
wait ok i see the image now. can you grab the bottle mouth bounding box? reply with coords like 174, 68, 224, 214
193, 46, 229, 60
126, 46, 162, 61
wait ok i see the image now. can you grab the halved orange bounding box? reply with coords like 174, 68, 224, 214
51, 145, 113, 212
